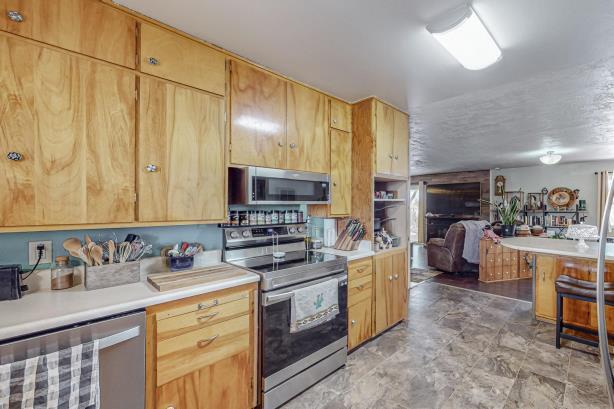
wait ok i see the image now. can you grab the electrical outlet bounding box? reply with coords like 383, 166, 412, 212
28, 241, 52, 265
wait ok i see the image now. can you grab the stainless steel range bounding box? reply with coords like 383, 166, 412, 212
222, 224, 348, 409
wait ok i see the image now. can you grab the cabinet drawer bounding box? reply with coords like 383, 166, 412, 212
330, 99, 351, 132
348, 274, 372, 307
348, 299, 372, 350
349, 258, 373, 281
155, 290, 250, 321
156, 314, 250, 386
157, 296, 250, 341
140, 23, 226, 95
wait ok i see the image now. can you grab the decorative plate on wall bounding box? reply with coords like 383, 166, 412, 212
547, 187, 576, 209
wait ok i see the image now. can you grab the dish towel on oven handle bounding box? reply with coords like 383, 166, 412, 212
290, 278, 339, 333
0, 340, 100, 409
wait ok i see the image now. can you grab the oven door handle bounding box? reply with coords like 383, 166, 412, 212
262, 273, 347, 306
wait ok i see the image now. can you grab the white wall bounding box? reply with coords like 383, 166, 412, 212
489, 160, 614, 225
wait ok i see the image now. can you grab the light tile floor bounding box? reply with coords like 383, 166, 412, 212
282, 281, 611, 409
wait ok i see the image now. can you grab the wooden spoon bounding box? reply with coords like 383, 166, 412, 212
108, 240, 115, 264
63, 237, 83, 258
84, 234, 93, 246
90, 245, 103, 266
80, 246, 92, 266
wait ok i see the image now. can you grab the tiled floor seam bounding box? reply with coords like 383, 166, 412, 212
426, 282, 533, 304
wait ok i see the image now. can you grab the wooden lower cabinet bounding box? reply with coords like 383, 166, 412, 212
347, 258, 373, 350
534, 254, 557, 320
146, 284, 258, 409
348, 299, 371, 350
479, 239, 531, 282
374, 249, 408, 335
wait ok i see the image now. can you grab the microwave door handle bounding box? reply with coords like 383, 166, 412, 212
98, 326, 140, 350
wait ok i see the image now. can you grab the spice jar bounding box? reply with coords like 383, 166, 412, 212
51, 256, 74, 290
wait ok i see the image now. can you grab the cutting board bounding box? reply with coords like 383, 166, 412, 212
147, 263, 250, 291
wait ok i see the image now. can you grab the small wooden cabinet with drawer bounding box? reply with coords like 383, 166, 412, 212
347, 258, 373, 350
146, 283, 258, 409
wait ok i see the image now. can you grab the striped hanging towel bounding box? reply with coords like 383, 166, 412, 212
0, 340, 100, 409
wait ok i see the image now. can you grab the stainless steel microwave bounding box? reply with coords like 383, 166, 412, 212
229, 167, 330, 205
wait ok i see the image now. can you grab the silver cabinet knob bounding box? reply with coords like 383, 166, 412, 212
394, 274, 399, 280
290, 143, 297, 149
388, 275, 393, 281
277, 141, 284, 147
394, 155, 399, 160
7, 11, 24, 22
167, 406, 175, 409
332, 119, 337, 124
145, 164, 159, 172
333, 182, 337, 187
388, 154, 393, 159
351, 320, 356, 326
6, 152, 23, 161
147, 57, 160, 65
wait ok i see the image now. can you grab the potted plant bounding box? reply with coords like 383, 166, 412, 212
481, 197, 521, 237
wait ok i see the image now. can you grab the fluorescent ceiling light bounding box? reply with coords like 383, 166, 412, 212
427, 4, 501, 70
539, 151, 562, 165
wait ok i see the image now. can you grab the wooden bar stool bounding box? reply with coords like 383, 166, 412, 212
555, 275, 614, 349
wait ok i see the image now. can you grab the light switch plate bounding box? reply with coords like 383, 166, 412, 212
28, 241, 52, 265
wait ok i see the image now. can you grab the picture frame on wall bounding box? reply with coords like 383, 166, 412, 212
504, 190, 524, 205
526, 193, 544, 210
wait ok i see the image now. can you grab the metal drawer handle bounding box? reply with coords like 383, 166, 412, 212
145, 164, 159, 172
356, 284, 364, 291
332, 119, 337, 124
277, 141, 284, 147
197, 334, 219, 348
356, 267, 365, 273
7, 11, 24, 22
7, 152, 23, 161
147, 57, 160, 65
197, 312, 219, 322
198, 299, 218, 310
290, 143, 297, 149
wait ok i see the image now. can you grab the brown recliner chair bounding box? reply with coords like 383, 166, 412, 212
427, 223, 478, 273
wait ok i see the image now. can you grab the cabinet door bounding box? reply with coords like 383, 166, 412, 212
1, 0, 136, 68
140, 23, 225, 95
286, 82, 329, 173
330, 129, 351, 216
348, 298, 372, 350
0, 36, 135, 226
156, 372, 199, 409
230, 60, 286, 168
375, 101, 394, 175
391, 110, 408, 177
374, 254, 394, 334
138, 77, 225, 222
199, 350, 251, 409
534, 255, 557, 320
330, 98, 351, 132
391, 250, 408, 324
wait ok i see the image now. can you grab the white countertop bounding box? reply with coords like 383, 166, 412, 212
501, 237, 614, 261
316, 241, 375, 261
0, 264, 259, 342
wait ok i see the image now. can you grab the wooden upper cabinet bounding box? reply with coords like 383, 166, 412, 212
286, 82, 329, 173
139, 23, 225, 95
1, 0, 136, 68
0, 36, 135, 226
375, 101, 394, 175
330, 98, 351, 132
391, 110, 409, 178
138, 77, 225, 222
230, 60, 287, 169
330, 129, 351, 216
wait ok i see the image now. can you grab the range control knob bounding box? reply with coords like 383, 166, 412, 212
229, 231, 240, 239
288, 227, 297, 234
242, 230, 251, 238
297, 226, 305, 233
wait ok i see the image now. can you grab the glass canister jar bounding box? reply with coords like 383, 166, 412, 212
51, 256, 74, 290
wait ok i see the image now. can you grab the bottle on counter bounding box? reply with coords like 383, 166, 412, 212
271, 210, 279, 225
51, 256, 74, 290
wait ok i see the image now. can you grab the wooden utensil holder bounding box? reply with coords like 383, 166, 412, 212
84, 261, 140, 290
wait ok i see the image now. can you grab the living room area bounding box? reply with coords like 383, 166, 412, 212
409, 161, 614, 302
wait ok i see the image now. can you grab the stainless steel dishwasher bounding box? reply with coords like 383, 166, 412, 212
0, 310, 146, 409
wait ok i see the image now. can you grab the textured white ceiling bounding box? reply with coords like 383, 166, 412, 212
116, 0, 614, 174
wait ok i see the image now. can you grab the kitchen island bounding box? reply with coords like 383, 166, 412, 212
501, 237, 614, 332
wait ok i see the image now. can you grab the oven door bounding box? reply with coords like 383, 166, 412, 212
250, 167, 330, 205
261, 272, 347, 391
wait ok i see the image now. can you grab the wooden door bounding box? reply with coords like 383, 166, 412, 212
138, 77, 225, 222
1, 0, 136, 68
375, 101, 394, 175
374, 253, 394, 334
330, 129, 351, 216
348, 299, 372, 350
286, 82, 329, 173
534, 255, 557, 320
0, 36, 135, 226
330, 98, 351, 132
229, 60, 286, 168
391, 250, 408, 323
391, 110, 408, 177
140, 23, 225, 95
199, 350, 251, 409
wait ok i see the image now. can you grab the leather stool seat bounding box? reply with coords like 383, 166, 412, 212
555, 275, 614, 303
